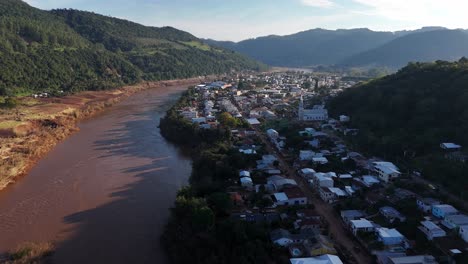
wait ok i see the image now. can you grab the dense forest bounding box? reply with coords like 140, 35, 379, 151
0, 0, 265, 96
329, 59, 468, 198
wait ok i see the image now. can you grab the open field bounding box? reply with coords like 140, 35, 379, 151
0, 78, 203, 191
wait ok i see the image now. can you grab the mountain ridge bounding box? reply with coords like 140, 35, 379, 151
0, 0, 265, 96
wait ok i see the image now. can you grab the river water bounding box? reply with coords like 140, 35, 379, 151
0, 85, 192, 263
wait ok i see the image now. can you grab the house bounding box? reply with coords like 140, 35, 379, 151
239, 171, 251, 178
417, 198, 441, 213
240, 177, 253, 188
273, 187, 307, 206
440, 143, 462, 151
312, 157, 329, 165
267, 129, 279, 140
262, 155, 278, 165
284, 187, 308, 205
379, 206, 406, 223
388, 255, 438, 264
301, 168, 316, 178
295, 218, 321, 231
339, 115, 350, 123
320, 187, 336, 203
231, 211, 280, 223
303, 235, 337, 256
458, 225, 468, 243
300, 150, 316, 161
341, 210, 366, 226
271, 229, 312, 246
271, 229, 294, 246
290, 255, 343, 264
373, 161, 401, 183
442, 214, 468, 229
419, 220, 446, 240
246, 118, 261, 125
376, 228, 405, 246
432, 204, 458, 219
361, 175, 380, 187
313, 174, 334, 188
267, 175, 298, 191
350, 218, 375, 235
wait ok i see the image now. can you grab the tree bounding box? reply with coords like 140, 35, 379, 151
207, 192, 232, 215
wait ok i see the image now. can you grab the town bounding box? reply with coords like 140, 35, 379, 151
166, 70, 467, 264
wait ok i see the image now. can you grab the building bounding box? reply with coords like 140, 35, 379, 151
273, 187, 307, 206
300, 150, 316, 161
267, 129, 280, 140
290, 255, 343, 264
339, 115, 350, 123
440, 143, 462, 151
312, 157, 329, 165
267, 175, 298, 191
240, 177, 253, 188
458, 225, 468, 243
388, 255, 438, 264
179, 108, 198, 119
298, 95, 328, 121
350, 218, 375, 235
341, 210, 366, 226
379, 206, 406, 223
432, 204, 458, 219
376, 228, 405, 246
442, 214, 468, 229
271, 229, 294, 246
417, 198, 441, 214
419, 221, 446, 240
373, 161, 401, 183
239, 170, 251, 178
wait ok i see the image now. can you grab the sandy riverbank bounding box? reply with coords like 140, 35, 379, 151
0, 78, 202, 190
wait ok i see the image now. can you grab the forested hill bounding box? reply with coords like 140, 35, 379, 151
206, 27, 468, 68
328, 59, 468, 158
0, 0, 265, 96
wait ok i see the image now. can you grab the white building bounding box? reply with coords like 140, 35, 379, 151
373, 161, 401, 183
240, 177, 253, 188
339, 115, 350, 123
298, 95, 328, 121
440, 143, 462, 150
350, 218, 375, 235
419, 221, 446, 240
267, 129, 280, 140
290, 255, 343, 264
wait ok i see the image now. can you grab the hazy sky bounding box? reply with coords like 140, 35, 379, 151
24, 0, 468, 41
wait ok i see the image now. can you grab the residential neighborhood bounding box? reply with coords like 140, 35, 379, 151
170, 70, 468, 264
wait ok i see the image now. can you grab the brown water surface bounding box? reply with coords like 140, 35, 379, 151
0, 85, 192, 263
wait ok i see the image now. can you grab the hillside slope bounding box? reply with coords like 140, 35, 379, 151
0, 0, 264, 96
328, 59, 468, 197
342, 30, 468, 68
206, 28, 397, 66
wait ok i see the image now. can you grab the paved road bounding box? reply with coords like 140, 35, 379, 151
253, 126, 373, 264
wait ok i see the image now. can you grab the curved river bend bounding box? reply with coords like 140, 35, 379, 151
0, 86, 192, 264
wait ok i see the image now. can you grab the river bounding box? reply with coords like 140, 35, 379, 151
0, 85, 192, 263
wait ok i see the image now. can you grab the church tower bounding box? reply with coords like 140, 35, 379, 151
298, 94, 304, 121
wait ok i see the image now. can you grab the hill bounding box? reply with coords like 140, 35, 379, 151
206, 28, 397, 67
342, 30, 468, 68
0, 0, 265, 96
328, 59, 468, 197
206, 28, 468, 69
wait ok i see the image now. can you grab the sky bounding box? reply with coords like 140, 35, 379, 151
24, 0, 468, 41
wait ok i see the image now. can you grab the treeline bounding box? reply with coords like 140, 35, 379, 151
159, 90, 287, 263
328, 59, 468, 198
0, 0, 266, 96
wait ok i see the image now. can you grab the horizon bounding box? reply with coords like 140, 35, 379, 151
23, 0, 468, 42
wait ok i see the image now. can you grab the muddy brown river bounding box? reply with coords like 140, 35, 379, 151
0, 85, 192, 263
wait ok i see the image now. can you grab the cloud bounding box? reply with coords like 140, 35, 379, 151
300, 0, 335, 8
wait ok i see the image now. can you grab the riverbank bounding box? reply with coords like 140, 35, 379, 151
0, 78, 203, 191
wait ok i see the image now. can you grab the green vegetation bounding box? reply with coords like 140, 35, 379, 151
329, 59, 468, 199
0, 0, 266, 96
160, 89, 286, 264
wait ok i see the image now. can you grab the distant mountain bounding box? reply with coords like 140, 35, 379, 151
342, 30, 468, 68
206, 27, 468, 69
206, 28, 398, 67
0, 0, 265, 95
